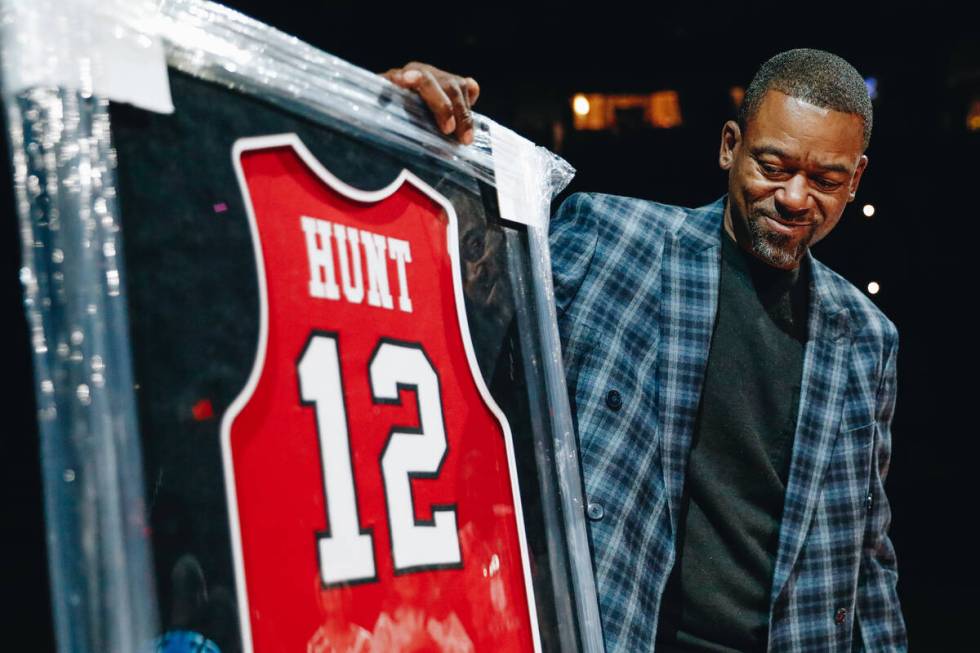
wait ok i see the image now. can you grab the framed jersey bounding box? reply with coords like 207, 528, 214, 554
3, 1, 601, 652
224, 134, 539, 651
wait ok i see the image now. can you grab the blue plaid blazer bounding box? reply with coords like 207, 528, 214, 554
549, 193, 908, 652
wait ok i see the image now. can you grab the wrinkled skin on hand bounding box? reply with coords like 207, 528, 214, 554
381, 62, 480, 144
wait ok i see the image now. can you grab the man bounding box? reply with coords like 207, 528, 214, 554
387, 49, 906, 652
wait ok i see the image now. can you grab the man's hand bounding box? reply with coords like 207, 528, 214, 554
381, 62, 480, 145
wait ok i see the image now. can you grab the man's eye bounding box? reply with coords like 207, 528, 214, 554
814, 178, 842, 191
760, 163, 782, 176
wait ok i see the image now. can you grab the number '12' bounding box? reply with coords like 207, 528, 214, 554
297, 333, 461, 586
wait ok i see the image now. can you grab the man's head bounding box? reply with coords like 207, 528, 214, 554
719, 49, 872, 270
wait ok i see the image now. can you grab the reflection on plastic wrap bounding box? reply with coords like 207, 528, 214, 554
101, 67, 581, 650
4, 1, 601, 651
307, 568, 477, 653
152, 555, 227, 653
6, 86, 158, 652
456, 189, 514, 376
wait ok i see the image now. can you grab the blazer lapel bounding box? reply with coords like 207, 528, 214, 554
769, 256, 852, 605
656, 201, 723, 536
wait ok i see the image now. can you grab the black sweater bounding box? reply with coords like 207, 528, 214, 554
656, 227, 809, 652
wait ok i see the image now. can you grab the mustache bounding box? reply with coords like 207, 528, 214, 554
754, 208, 812, 225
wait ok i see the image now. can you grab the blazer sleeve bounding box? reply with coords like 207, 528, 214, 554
854, 329, 909, 651
548, 192, 600, 317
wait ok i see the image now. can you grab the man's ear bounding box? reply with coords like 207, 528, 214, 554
847, 154, 869, 202
719, 120, 741, 171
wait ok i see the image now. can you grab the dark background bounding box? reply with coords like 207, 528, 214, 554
5, 1, 978, 649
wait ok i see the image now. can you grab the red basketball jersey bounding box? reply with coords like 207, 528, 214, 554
223, 134, 540, 652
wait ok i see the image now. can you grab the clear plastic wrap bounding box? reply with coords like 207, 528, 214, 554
2, 1, 601, 652
3, 77, 160, 653
0, 0, 172, 112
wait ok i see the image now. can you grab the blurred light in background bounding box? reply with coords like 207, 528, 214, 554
571, 92, 683, 130
867, 281, 880, 295
730, 85, 745, 109
650, 91, 683, 128
864, 77, 878, 100
573, 93, 591, 116
863, 203, 876, 217
968, 98, 980, 132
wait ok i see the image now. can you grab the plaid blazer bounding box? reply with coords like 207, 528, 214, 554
549, 193, 908, 652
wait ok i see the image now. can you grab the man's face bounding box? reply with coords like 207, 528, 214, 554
719, 89, 868, 269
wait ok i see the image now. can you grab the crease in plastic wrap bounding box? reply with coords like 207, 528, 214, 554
155, 0, 572, 194
491, 123, 605, 653
1, 31, 159, 653
0, 0, 173, 113
0, 2, 171, 653
2, 0, 602, 652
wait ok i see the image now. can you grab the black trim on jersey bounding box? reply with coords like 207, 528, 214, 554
368, 336, 464, 576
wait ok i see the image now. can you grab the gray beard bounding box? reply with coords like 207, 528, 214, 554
745, 212, 811, 268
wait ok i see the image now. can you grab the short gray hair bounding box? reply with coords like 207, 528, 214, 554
738, 48, 873, 150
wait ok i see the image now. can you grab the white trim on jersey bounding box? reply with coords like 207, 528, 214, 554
224, 133, 543, 653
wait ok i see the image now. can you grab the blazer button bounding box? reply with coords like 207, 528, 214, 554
866, 493, 873, 512
587, 501, 605, 521
605, 390, 622, 411
835, 607, 847, 625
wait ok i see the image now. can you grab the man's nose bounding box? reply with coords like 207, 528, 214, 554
774, 173, 810, 215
